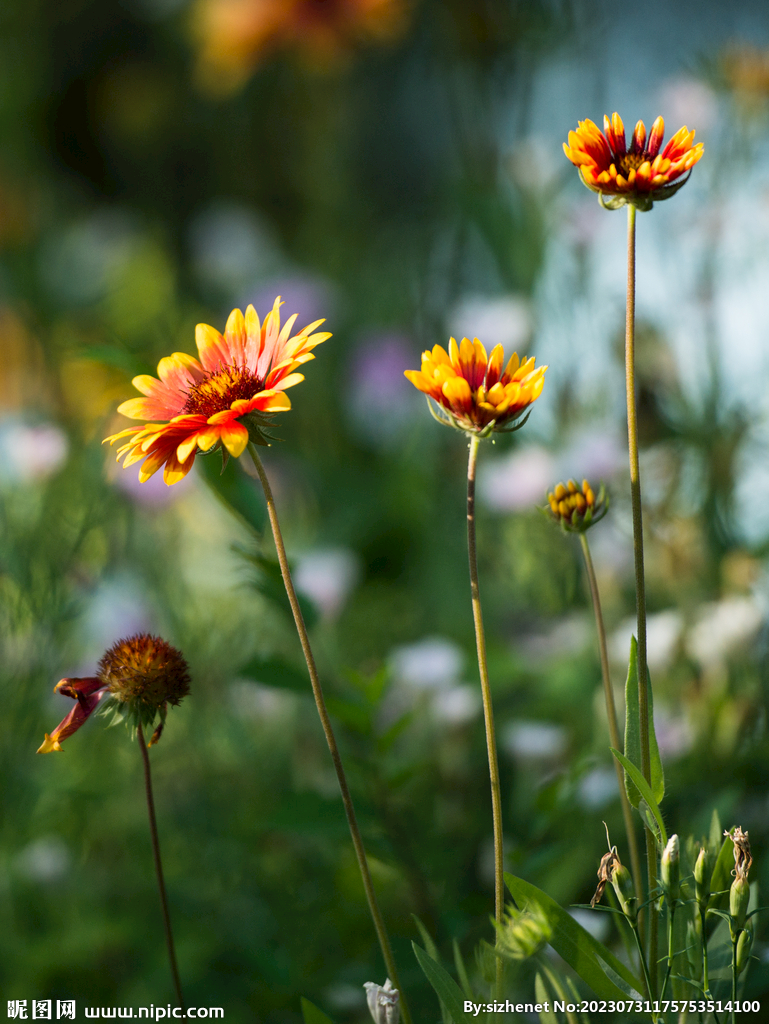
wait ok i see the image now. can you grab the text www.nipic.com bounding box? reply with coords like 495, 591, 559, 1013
83, 1009, 223, 1019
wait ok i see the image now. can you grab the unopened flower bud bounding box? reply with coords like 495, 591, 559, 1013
730, 876, 750, 931
661, 834, 680, 901
694, 847, 711, 908
736, 922, 754, 975
364, 979, 399, 1024
611, 863, 636, 922
545, 478, 607, 533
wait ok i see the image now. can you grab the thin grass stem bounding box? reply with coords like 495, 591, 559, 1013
247, 442, 410, 1023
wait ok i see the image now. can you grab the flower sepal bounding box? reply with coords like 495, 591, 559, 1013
591, 170, 693, 212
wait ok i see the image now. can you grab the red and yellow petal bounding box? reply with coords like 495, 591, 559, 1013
38, 680, 109, 753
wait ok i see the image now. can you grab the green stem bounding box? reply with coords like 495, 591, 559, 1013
731, 935, 738, 1024
579, 533, 644, 909
631, 921, 659, 1023
625, 202, 657, 989
247, 443, 410, 1024
466, 434, 505, 997
700, 908, 712, 1001
660, 902, 675, 1003
137, 722, 186, 1018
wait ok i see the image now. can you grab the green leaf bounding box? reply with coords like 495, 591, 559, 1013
199, 446, 266, 533
535, 974, 558, 1024
412, 915, 440, 962
504, 875, 643, 1002
453, 939, 474, 1001
707, 833, 735, 914
709, 809, 722, 856
610, 748, 668, 849
300, 998, 336, 1024
239, 655, 311, 693
413, 941, 468, 1024
623, 636, 665, 806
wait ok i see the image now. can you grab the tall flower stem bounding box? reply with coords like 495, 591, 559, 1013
578, 533, 643, 908
625, 202, 658, 988
137, 722, 185, 1018
247, 443, 410, 1024
466, 434, 504, 994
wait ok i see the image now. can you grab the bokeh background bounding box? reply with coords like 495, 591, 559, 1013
4, 0, 769, 1019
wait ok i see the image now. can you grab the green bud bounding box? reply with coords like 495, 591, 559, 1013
736, 923, 754, 975
694, 847, 711, 908
661, 834, 680, 901
611, 863, 636, 922
730, 876, 750, 931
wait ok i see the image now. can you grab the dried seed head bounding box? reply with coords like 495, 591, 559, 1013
99, 634, 191, 711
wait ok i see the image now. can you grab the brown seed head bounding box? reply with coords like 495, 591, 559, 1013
99, 634, 191, 712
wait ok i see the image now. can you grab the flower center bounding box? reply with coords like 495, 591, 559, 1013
618, 152, 646, 175
183, 366, 264, 417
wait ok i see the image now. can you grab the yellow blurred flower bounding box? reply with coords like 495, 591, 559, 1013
105, 297, 330, 485
563, 112, 704, 210
194, 0, 409, 93
404, 337, 546, 437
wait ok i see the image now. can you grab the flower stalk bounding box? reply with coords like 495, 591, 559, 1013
578, 533, 643, 907
137, 721, 186, 1018
247, 442, 410, 1024
466, 434, 505, 994
624, 202, 658, 986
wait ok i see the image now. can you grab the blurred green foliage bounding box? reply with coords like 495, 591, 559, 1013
2, 0, 769, 1020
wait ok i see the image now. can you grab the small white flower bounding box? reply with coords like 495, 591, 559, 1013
364, 979, 399, 1024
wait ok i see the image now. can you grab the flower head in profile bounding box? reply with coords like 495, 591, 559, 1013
106, 298, 330, 485
404, 337, 547, 438
563, 112, 704, 210
38, 634, 190, 753
546, 478, 607, 533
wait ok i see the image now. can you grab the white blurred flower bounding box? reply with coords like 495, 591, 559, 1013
0, 420, 68, 484
556, 427, 625, 483
81, 575, 152, 656
610, 610, 684, 675
576, 767, 618, 809
685, 596, 765, 668
294, 547, 361, 620
479, 445, 556, 512
654, 706, 694, 760
658, 77, 719, 132
390, 637, 463, 691
517, 614, 590, 663
432, 684, 481, 726
502, 720, 567, 761
16, 837, 70, 883
229, 680, 296, 723
39, 211, 136, 304
508, 136, 561, 190
449, 294, 532, 353
189, 200, 278, 296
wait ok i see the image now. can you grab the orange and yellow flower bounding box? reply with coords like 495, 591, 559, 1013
563, 112, 704, 210
404, 337, 547, 437
106, 298, 330, 485
194, 0, 408, 93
